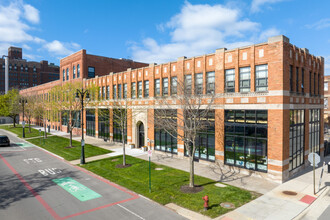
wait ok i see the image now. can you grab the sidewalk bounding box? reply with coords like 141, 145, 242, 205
31, 125, 330, 220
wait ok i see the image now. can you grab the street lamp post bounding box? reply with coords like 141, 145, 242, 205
19, 98, 27, 138
2, 55, 8, 94
75, 88, 90, 165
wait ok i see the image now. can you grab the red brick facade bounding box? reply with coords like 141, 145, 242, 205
20, 35, 325, 183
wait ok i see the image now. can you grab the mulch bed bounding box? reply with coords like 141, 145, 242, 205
116, 164, 132, 168
180, 185, 204, 193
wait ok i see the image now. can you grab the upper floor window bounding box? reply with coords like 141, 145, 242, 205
33, 66, 36, 72
25, 65, 28, 72
225, 69, 235, 93
255, 64, 268, 92
171, 77, 177, 96
102, 86, 105, 100
14, 64, 17, 70
123, 83, 127, 98
9, 64, 12, 70
131, 82, 136, 99
106, 86, 110, 100
155, 79, 160, 96
206, 71, 215, 94
63, 69, 65, 81
310, 72, 312, 95
21, 65, 23, 71
113, 85, 117, 99
66, 68, 69, 80
98, 87, 102, 100
144, 80, 149, 97
185, 75, 192, 95
314, 73, 316, 95
88, 66, 95, 78
239, 67, 250, 92
138, 81, 143, 98
73, 66, 76, 79
195, 73, 203, 95
301, 68, 304, 94
296, 67, 299, 92
324, 82, 328, 92
162, 78, 168, 96
290, 65, 293, 92
77, 64, 80, 78
118, 84, 122, 99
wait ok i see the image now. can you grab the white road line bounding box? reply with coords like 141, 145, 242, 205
117, 204, 145, 220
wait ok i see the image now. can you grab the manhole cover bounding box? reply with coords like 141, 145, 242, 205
111, 159, 119, 162
282, 191, 297, 196
155, 168, 164, 170
220, 202, 235, 209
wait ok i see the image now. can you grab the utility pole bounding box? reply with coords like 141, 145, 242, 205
2, 55, 8, 94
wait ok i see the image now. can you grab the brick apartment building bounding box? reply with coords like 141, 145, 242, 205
0, 46, 60, 93
20, 35, 324, 183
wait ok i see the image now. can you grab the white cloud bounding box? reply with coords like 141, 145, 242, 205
23, 4, 39, 24
251, 0, 286, 13
43, 40, 80, 56
306, 18, 330, 30
258, 27, 280, 41
130, 2, 279, 64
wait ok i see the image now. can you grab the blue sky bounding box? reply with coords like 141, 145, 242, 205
0, 0, 329, 74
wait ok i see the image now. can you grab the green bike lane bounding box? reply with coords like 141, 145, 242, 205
0, 133, 186, 220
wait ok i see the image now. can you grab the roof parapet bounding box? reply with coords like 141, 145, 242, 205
268, 35, 290, 44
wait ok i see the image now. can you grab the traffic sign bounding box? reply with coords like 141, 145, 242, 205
148, 150, 152, 158
308, 153, 320, 166
22, 121, 26, 128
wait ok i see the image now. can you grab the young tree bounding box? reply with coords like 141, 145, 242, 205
33, 93, 49, 138
154, 79, 215, 188
0, 89, 20, 127
24, 93, 38, 133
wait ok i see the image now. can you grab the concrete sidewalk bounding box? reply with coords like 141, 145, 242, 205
31, 125, 330, 220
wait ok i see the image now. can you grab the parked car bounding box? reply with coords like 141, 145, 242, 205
0, 135, 10, 146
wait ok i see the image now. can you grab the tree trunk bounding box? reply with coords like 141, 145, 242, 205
44, 119, 47, 138
189, 155, 195, 187
13, 116, 16, 127
122, 129, 126, 166
28, 119, 31, 133
69, 128, 73, 147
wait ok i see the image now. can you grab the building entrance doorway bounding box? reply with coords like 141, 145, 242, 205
138, 122, 144, 148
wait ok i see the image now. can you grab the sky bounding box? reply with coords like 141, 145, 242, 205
0, 0, 329, 74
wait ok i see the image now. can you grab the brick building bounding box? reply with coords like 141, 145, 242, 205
0, 47, 60, 93
20, 35, 325, 183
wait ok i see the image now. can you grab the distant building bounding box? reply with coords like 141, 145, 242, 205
0, 46, 60, 93
324, 76, 330, 126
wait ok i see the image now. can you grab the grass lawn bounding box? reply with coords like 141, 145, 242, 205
0, 124, 48, 138
82, 156, 259, 218
27, 136, 112, 161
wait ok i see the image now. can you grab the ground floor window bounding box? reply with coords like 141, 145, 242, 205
71, 111, 81, 128
289, 109, 305, 171
98, 109, 109, 140
86, 109, 95, 137
309, 109, 320, 155
184, 110, 215, 161
113, 108, 127, 143
155, 129, 177, 154
61, 111, 68, 126
225, 110, 268, 172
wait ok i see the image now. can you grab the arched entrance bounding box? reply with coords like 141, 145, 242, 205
138, 122, 144, 148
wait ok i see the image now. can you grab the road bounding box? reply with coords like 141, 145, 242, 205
0, 129, 186, 220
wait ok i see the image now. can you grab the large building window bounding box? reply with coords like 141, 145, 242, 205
154, 79, 160, 97
138, 81, 142, 98
144, 80, 149, 97
88, 66, 95, 78
225, 69, 235, 93
73, 66, 76, 79
154, 109, 177, 154
296, 67, 299, 92
185, 75, 192, 95
86, 109, 95, 137
77, 64, 80, 78
239, 67, 250, 92
314, 73, 316, 95
98, 109, 110, 140
289, 110, 305, 171
113, 85, 117, 99
255, 64, 268, 92
309, 71, 312, 95
123, 83, 127, 98
195, 73, 203, 95
131, 82, 136, 99
301, 68, 304, 94
162, 78, 168, 96
206, 71, 215, 94
113, 109, 127, 143
98, 87, 102, 100
225, 110, 268, 172
72, 111, 81, 128
171, 77, 177, 95
63, 69, 65, 81
309, 109, 320, 155
61, 111, 68, 126
118, 84, 122, 99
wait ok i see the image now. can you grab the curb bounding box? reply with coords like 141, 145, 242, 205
293, 186, 330, 220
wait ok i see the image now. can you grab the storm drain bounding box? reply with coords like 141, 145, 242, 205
282, 191, 297, 196
220, 202, 235, 209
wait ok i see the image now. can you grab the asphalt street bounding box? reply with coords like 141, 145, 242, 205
0, 129, 186, 220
